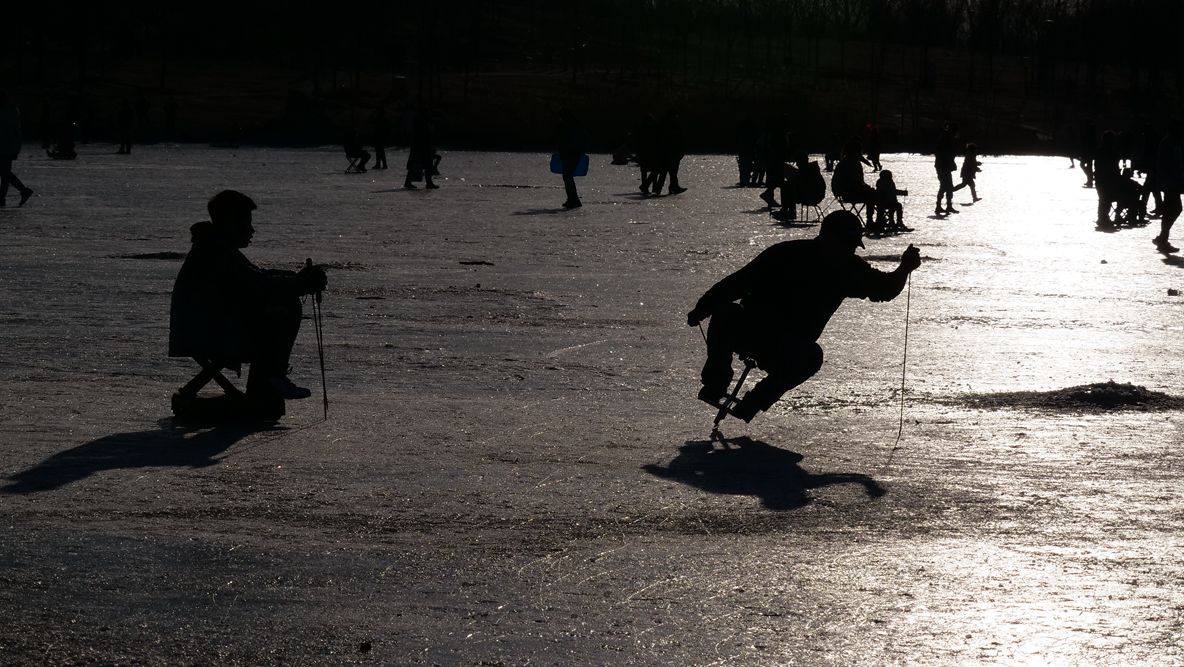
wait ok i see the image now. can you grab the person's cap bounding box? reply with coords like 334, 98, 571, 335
820, 210, 865, 248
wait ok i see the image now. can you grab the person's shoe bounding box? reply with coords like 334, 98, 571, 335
697, 385, 727, 407
728, 397, 760, 423
18, 189, 32, 207
1154, 236, 1180, 252
972, 196, 982, 202
425, 182, 439, 189
639, 185, 649, 195
934, 207, 945, 216
404, 181, 418, 189
562, 199, 582, 209
759, 191, 778, 207
945, 206, 959, 214
669, 185, 687, 195
269, 375, 312, 400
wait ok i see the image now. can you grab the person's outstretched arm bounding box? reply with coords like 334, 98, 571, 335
856, 244, 922, 302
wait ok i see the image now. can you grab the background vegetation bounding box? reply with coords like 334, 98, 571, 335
3, 1, 1181, 152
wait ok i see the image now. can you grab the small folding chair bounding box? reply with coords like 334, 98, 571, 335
172, 357, 283, 421
834, 195, 866, 219
345, 155, 364, 173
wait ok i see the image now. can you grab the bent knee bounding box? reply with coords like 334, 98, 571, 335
806, 343, 824, 373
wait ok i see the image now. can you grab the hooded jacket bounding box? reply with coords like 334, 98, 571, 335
168, 221, 304, 362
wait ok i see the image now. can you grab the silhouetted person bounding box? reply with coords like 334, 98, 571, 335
934, 122, 959, 215
865, 124, 882, 171
832, 138, 877, 226
874, 169, 910, 233
777, 152, 825, 222
687, 211, 921, 422
169, 190, 328, 408
736, 116, 757, 187
1094, 130, 1121, 225
638, 113, 662, 195
759, 117, 788, 208
0, 91, 34, 207
1112, 167, 1145, 226
47, 119, 77, 159
405, 107, 437, 189
1079, 120, 1097, 188
1137, 123, 1163, 218
824, 132, 841, 172
372, 107, 389, 170
554, 108, 584, 208
116, 98, 134, 154
344, 128, 371, 172
1154, 119, 1184, 253
659, 109, 687, 195
951, 142, 982, 202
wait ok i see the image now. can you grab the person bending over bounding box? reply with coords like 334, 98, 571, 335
687, 211, 921, 423
169, 190, 328, 403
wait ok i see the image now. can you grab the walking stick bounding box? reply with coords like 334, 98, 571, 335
307, 258, 328, 419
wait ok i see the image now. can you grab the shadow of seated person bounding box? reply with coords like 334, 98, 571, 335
1, 418, 269, 495
169, 190, 327, 420
644, 435, 885, 511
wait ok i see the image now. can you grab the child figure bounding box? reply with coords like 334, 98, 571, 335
875, 169, 910, 233
954, 142, 983, 201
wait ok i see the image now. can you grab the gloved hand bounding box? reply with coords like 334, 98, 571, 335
687, 308, 707, 327
298, 263, 328, 294
900, 244, 922, 273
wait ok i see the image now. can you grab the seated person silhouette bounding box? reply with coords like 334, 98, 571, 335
169, 190, 328, 413
47, 122, 78, 160
831, 139, 876, 226
688, 211, 920, 423
344, 132, 371, 172
1112, 167, 1145, 225
874, 169, 910, 233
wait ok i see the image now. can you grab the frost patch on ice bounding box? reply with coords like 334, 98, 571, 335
957, 381, 1184, 412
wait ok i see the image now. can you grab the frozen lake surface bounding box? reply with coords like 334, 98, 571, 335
2, 145, 1183, 664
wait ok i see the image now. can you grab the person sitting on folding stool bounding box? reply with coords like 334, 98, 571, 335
169, 190, 328, 407
686, 210, 921, 423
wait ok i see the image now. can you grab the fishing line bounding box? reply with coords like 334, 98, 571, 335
886, 272, 912, 467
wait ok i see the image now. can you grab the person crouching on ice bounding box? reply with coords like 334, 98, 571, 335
169, 190, 328, 405
686, 210, 921, 423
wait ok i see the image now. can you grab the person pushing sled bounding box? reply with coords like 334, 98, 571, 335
687, 210, 921, 425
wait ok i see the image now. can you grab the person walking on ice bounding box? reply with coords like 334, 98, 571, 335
686, 211, 922, 423
0, 91, 35, 207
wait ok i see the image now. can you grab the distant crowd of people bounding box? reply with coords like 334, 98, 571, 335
1070, 119, 1184, 253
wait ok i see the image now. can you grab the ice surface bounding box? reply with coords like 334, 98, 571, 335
2, 145, 1183, 665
